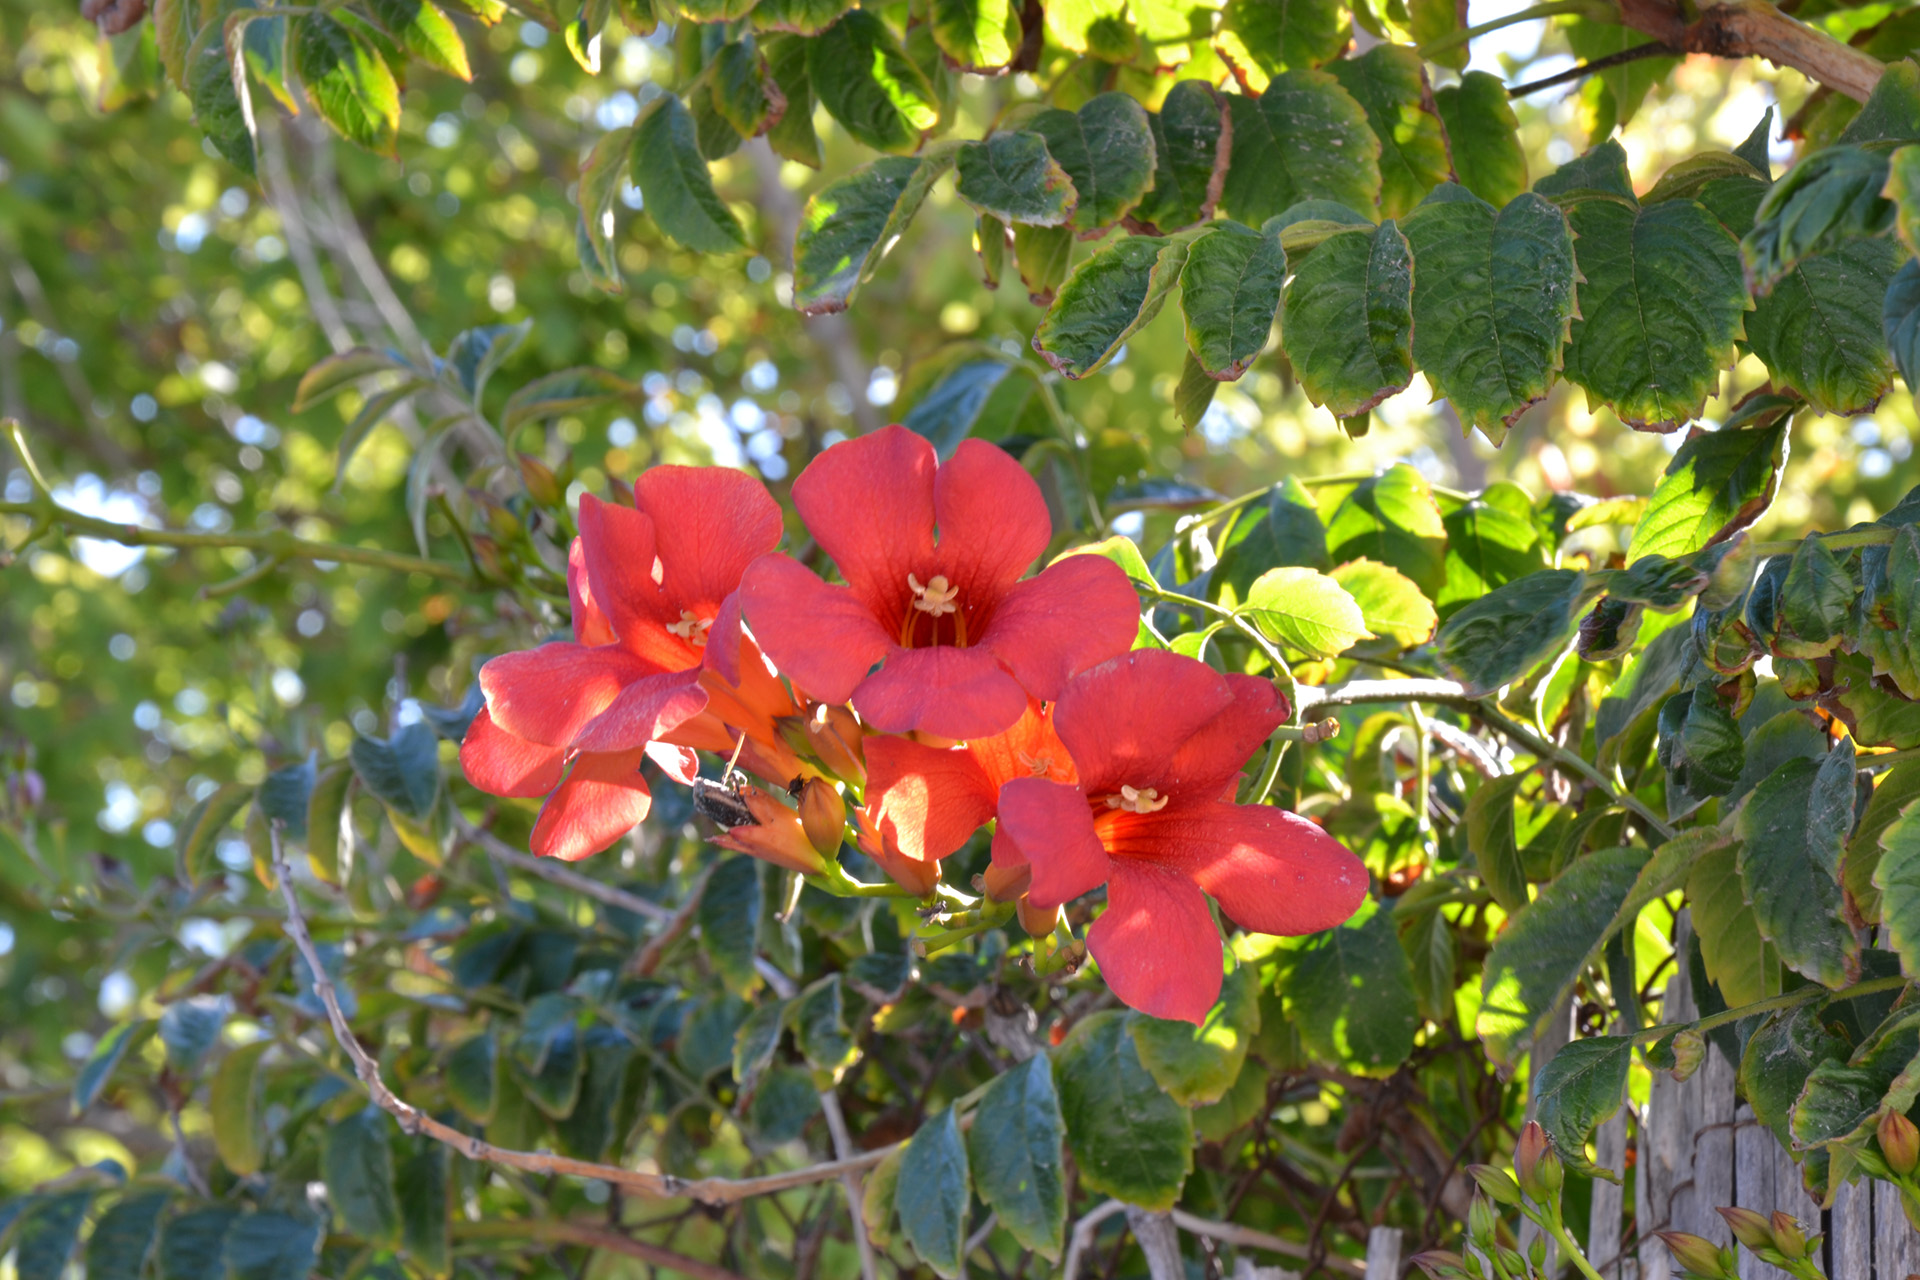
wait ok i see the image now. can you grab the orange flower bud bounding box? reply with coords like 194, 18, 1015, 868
1715, 1207, 1775, 1252
798, 778, 847, 856
1881, 1109, 1920, 1176
982, 859, 1031, 904
1767, 1212, 1806, 1260
1016, 899, 1060, 938
1514, 1122, 1550, 1199
710, 784, 827, 876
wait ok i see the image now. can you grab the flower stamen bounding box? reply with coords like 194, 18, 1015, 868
1106, 784, 1170, 814
666, 609, 713, 647
908, 573, 959, 618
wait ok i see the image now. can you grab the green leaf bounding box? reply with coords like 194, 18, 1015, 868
1776, 535, 1855, 657
966, 1054, 1066, 1260
710, 40, 782, 139
1055, 534, 1156, 588
1045, 0, 1137, 60
1627, 416, 1789, 563
1129, 963, 1261, 1106
1034, 235, 1191, 379
175, 781, 251, 884
1533, 1035, 1632, 1180
1400, 188, 1577, 441
630, 94, 747, 254
1053, 1011, 1193, 1210
501, 367, 637, 430
1175, 350, 1220, 432
1734, 746, 1860, 989
1741, 1001, 1848, 1148
293, 348, 410, 411
445, 1029, 497, 1123
752, 0, 850, 34
293, 14, 400, 154
1564, 18, 1675, 131
324, 1106, 399, 1244
1215, 0, 1347, 86
863, 1146, 904, 1246
794, 152, 955, 315
1328, 557, 1434, 645
789, 974, 860, 1078
73, 1020, 153, 1116
1433, 71, 1526, 208
1689, 837, 1779, 1008
1438, 497, 1546, 620
1743, 146, 1894, 294
1406, 0, 1464, 69
224, 1214, 322, 1280
763, 35, 821, 167
510, 994, 585, 1117
159, 997, 226, 1075
1130, 81, 1231, 234
1013, 223, 1075, 302
1872, 801, 1920, 977
554, 1027, 635, 1159
1175, 223, 1284, 380
732, 998, 787, 1086
1847, 760, 1920, 921
1658, 690, 1745, 815
1886, 256, 1920, 392
154, 0, 197, 87
349, 722, 439, 822
680, 996, 750, 1080
1281, 899, 1418, 1075
1465, 773, 1526, 912
1434, 568, 1590, 696
365, 0, 471, 79
1743, 238, 1904, 416
955, 133, 1076, 227
1326, 46, 1448, 219
186, 23, 255, 175
305, 763, 354, 887
1534, 138, 1635, 204
396, 1138, 451, 1277
807, 11, 939, 155
1792, 1007, 1920, 1148
928, 0, 1016, 69
701, 857, 764, 994
15, 1193, 93, 1280
1476, 846, 1651, 1065
1221, 70, 1381, 226
897, 1107, 970, 1278
159, 1208, 239, 1280
1560, 193, 1750, 431
86, 1193, 168, 1280
1323, 464, 1447, 596
1029, 93, 1158, 234
1282, 221, 1413, 416
1243, 565, 1371, 658
210, 1040, 272, 1175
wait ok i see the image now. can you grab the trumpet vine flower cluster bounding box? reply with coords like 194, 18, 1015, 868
462, 426, 1366, 1022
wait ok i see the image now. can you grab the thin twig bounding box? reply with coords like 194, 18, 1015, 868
1061, 1200, 1128, 1280
455, 1218, 750, 1280
1171, 1210, 1365, 1275
269, 822, 895, 1204
1508, 43, 1677, 96
629, 862, 715, 976
819, 1089, 881, 1280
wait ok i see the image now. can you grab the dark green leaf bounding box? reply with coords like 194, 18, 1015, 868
1848, 760, 1920, 922
1281, 899, 1419, 1074
324, 1106, 399, 1244
445, 1029, 497, 1123
1326, 45, 1448, 219
1533, 1035, 1632, 1179
510, 993, 585, 1117
1433, 71, 1526, 207
1435, 569, 1590, 696
1627, 416, 1789, 562
1129, 963, 1261, 1106
807, 11, 939, 155
396, 1138, 451, 1277
1012, 223, 1075, 302
349, 722, 439, 821
789, 974, 859, 1077
1130, 81, 1230, 234
1534, 138, 1635, 204
1175, 224, 1284, 380
159, 997, 226, 1075
1744, 146, 1894, 293
555, 1027, 635, 1159
732, 997, 787, 1086
1792, 1007, 1920, 1148
701, 857, 764, 993
763, 35, 821, 167
1215, 0, 1347, 83
927, 0, 1016, 68
1743, 237, 1904, 416
1465, 773, 1525, 912
678, 994, 751, 1080
1034, 235, 1190, 379
794, 152, 954, 315
293, 14, 399, 154
159, 1208, 239, 1280
1220, 70, 1380, 226
966, 1054, 1066, 1260
1028, 93, 1157, 234
750, 1066, 821, 1143
1872, 801, 1920, 976
1735, 746, 1861, 989
258, 753, 315, 842
1777, 535, 1855, 657
955, 132, 1076, 226
1400, 188, 1577, 442
73, 1020, 153, 1116
1281, 221, 1413, 416
896, 1107, 970, 1277
14, 1193, 93, 1280
224, 1214, 322, 1280
86, 1193, 168, 1280
1658, 689, 1745, 816
1740, 1001, 1847, 1147
631, 94, 747, 254
710, 40, 782, 139
186, 24, 255, 175
1053, 1011, 1193, 1209
365, 0, 471, 79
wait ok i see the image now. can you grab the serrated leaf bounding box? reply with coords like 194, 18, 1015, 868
86, 1193, 168, 1280
1534, 1036, 1631, 1180
1792, 1007, 1920, 1149
350, 722, 439, 822
73, 1021, 154, 1116
224, 1213, 322, 1280
1215, 0, 1347, 86
794, 152, 955, 314
631, 94, 747, 253
1778, 535, 1855, 657
1433, 71, 1525, 207
1401, 188, 1576, 441
1029, 93, 1157, 234
1243, 565, 1370, 658
1053, 1011, 1193, 1209
1743, 145, 1894, 294
1130, 81, 1230, 234
1330, 557, 1434, 645
1742, 236, 1905, 416
1849, 761, 1920, 922
701, 856, 764, 994
1129, 963, 1260, 1106
210, 1040, 272, 1175
1735, 746, 1861, 989
966, 1054, 1065, 1259
1658, 690, 1745, 816
324, 1106, 399, 1244
1435, 568, 1590, 695
1281, 221, 1413, 416
1281, 900, 1418, 1075
1873, 800, 1920, 977
1741, 1002, 1848, 1148
1034, 235, 1191, 379
1221, 70, 1380, 225
1560, 193, 1751, 431
1465, 773, 1526, 912
896, 1108, 969, 1278
365, 0, 471, 79
929, 0, 1015, 68
955, 132, 1075, 226
1326, 46, 1447, 219
1325, 464, 1446, 596
1179, 223, 1285, 380
1046, 0, 1136, 59
808, 11, 938, 155
1628, 416, 1789, 562
293, 14, 399, 154
751, 0, 848, 33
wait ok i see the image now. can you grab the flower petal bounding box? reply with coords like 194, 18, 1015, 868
792, 424, 937, 618
980, 554, 1141, 705
567, 537, 616, 647
964, 700, 1077, 791
740, 553, 893, 705
531, 750, 652, 861
1052, 650, 1236, 796
577, 493, 667, 648
634, 466, 785, 611
853, 645, 1027, 739
1112, 802, 1368, 937
479, 642, 658, 748
459, 707, 565, 798
933, 438, 1052, 603
1160, 673, 1289, 798
1087, 861, 1223, 1024
571, 669, 710, 754
646, 741, 701, 784
996, 777, 1110, 909
865, 735, 999, 862
703, 591, 746, 686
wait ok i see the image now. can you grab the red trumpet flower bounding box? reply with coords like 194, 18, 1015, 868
992, 650, 1367, 1023
739, 426, 1139, 741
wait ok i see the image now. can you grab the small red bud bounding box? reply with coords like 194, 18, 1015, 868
1881, 1110, 1920, 1176
797, 778, 847, 857
1514, 1121, 1550, 1199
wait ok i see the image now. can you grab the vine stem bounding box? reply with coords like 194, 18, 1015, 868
1631, 973, 1908, 1045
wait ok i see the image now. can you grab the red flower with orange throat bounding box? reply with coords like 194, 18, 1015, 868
739, 426, 1140, 741
459, 467, 783, 860
992, 650, 1368, 1024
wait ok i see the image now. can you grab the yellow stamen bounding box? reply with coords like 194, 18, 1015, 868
666, 609, 713, 647
908, 572, 959, 618
1105, 784, 1170, 814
